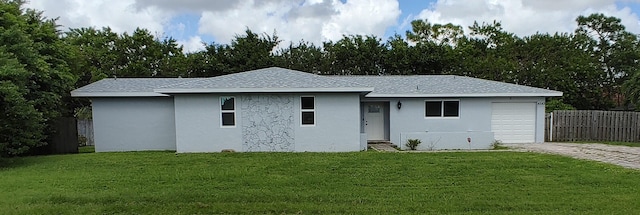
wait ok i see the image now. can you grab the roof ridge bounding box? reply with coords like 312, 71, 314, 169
156, 77, 211, 89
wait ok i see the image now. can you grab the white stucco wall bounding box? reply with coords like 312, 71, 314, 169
174, 93, 361, 152
174, 94, 243, 152
294, 93, 361, 152
374, 97, 545, 149
91, 97, 176, 152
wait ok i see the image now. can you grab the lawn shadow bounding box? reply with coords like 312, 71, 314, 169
0, 156, 48, 169
0, 146, 92, 169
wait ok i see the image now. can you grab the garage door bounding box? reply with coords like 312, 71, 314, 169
491, 103, 536, 143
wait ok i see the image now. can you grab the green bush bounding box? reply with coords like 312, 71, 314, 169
546, 98, 575, 113
405, 139, 422, 150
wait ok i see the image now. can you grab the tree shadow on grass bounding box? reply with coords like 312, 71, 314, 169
0, 156, 44, 169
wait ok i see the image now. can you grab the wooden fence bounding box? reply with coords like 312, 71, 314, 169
49, 117, 79, 154
77, 119, 94, 146
546, 110, 640, 142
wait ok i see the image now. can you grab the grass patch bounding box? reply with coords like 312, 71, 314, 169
572, 141, 640, 147
1, 151, 639, 214
78, 146, 95, 153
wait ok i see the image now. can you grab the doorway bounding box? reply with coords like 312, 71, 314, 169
364, 102, 387, 141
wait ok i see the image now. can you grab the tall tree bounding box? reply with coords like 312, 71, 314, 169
322, 35, 387, 75
406, 19, 464, 45
224, 29, 280, 73
115, 28, 186, 77
276, 41, 324, 73
453, 21, 521, 81
0, 0, 75, 156
383, 34, 413, 75
623, 70, 640, 110
575, 13, 640, 109
183, 43, 229, 77
64, 27, 119, 87
518, 33, 604, 109
404, 20, 463, 75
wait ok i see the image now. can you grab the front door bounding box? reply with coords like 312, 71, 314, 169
364, 103, 385, 140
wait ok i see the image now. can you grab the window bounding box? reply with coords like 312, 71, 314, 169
368, 105, 381, 113
425, 100, 459, 118
221, 96, 235, 126
425, 101, 442, 117
301, 96, 315, 125
443, 101, 459, 117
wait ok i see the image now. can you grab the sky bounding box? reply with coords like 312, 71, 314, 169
26, 0, 640, 53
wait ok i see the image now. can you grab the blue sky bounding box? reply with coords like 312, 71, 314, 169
27, 0, 640, 52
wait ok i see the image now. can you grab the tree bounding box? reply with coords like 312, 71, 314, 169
404, 20, 461, 75
183, 43, 229, 77
518, 33, 605, 109
65, 27, 188, 80
624, 70, 640, 110
452, 21, 522, 81
114, 28, 186, 77
383, 34, 413, 75
322, 35, 387, 75
0, 0, 75, 156
276, 41, 324, 73
0, 52, 46, 156
64, 27, 119, 87
406, 19, 463, 45
575, 13, 640, 109
224, 29, 280, 73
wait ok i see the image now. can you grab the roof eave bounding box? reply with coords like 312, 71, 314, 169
154, 87, 374, 94
70, 91, 171, 97
365, 92, 563, 98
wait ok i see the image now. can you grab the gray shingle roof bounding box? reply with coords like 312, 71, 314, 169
156, 67, 369, 91
71, 78, 207, 97
335, 75, 562, 97
71, 67, 562, 97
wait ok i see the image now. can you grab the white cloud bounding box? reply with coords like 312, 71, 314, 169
133, 0, 240, 12
178, 36, 206, 53
26, 0, 169, 35
197, 0, 401, 46
321, 0, 401, 40
416, 0, 640, 36
26, 0, 639, 52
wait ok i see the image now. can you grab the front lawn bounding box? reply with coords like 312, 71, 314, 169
1, 151, 639, 214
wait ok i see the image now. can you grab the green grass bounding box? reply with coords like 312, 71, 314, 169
78, 146, 95, 153
1, 151, 640, 214
572, 141, 640, 147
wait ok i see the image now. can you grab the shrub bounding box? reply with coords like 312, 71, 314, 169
405, 139, 421, 150
78, 136, 88, 147
491, 140, 508, 150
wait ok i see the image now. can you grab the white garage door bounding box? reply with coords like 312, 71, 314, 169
491, 103, 536, 143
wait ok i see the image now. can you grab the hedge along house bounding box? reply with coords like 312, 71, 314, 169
71, 67, 562, 152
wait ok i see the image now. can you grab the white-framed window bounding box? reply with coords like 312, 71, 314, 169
425, 100, 459, 118
220, 96, 235, 127
300, 96, 315, 126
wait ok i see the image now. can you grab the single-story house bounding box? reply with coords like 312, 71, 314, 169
71, 67, 562, 152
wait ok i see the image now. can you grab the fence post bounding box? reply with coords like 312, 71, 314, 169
550, 112, 554, 142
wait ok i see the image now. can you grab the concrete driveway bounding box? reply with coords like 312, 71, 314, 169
505, 143, 640, 170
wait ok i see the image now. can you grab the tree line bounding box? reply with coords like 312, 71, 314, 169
1, 0, 639, 156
